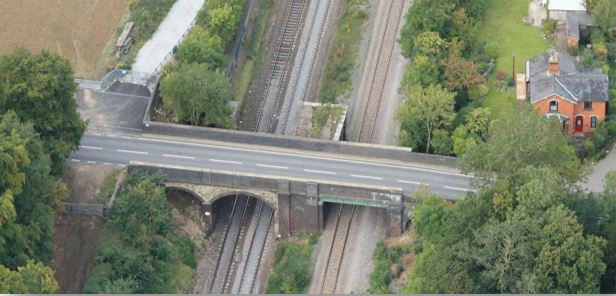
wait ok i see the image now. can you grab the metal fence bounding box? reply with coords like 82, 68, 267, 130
101, 69, 159, 91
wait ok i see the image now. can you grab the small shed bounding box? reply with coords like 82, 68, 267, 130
116, 22, 134, 57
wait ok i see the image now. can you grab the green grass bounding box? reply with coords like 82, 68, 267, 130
100, 170, 120, 204
319, 0, 368, 103
476, 0, 550, 117
310, 105, 345, 138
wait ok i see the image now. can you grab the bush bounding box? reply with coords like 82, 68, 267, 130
542, 19, 557, 36
266, 239, 314, 293
484, 42, 499, 60
176, 27, 225, 69
495, 71, 506, 80
567, 45, 580, 56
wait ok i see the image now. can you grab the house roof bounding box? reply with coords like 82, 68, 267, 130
547, 0, 586, 11
527, 51, 609, 103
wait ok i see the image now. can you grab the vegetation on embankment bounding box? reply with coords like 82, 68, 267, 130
368, 239, 413, 293
0, 49, 86, 292
116, 0, 176, 69
84, 172, 196, 293
320, 0, 368, 103
266, 233, 316, 293
157, 0, 246, 128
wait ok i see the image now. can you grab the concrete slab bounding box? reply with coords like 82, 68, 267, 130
132, 0, 205, 74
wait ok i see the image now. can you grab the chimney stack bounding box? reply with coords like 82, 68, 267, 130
549, 50, 559, 75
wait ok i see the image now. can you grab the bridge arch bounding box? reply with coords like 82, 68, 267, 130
164, 185, 207, 207
210, 191, 277, 211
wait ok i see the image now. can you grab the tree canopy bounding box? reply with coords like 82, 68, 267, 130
0, 48, 86, 175
160, 63, 233, 128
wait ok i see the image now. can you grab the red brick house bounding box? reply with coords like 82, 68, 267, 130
526, 50, 609, 135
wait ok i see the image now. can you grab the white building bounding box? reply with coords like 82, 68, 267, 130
540, 0, 587, 22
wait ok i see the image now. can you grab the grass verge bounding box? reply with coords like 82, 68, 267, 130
310, 104, 345, 138
368, 238, 414, 293
319, 0, 368, 103
476, 0, 549, 116
266, 232, 317, 293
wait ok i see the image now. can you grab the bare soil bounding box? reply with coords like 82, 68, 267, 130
0, 0, 130, 79
50, 163, 116, 293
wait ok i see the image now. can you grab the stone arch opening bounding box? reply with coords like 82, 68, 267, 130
163, 186, 210, 239
211, 191, 277, 211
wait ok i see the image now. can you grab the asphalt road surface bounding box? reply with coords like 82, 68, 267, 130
71, 132, 474, 199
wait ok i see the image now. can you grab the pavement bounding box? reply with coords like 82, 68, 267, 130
585, 143, 616, 193
75, 87, 150, 133
131, 0, 205, 74
71, 131, 473, 199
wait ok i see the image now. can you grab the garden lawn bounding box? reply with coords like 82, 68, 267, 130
476, 0, 550, 117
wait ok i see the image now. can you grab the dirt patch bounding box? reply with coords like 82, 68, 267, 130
166, 190, 206, 249
0, 0, 130, 79
50, 163, 117, 293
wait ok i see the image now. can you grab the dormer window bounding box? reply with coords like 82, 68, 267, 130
584, 101, 592, 111
549, 100, 558, 112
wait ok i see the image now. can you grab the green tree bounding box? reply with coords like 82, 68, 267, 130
534, 206, 606, 293
0, 260, 58, 293
442, 55, 485, 92
461, 106, 579, 182
160, 63, 233, 127
0, 48, 86, 175
396, 84, 455, 153
592, 0, 616, 36
177, 27, 225, 68
203, 4, 241, 45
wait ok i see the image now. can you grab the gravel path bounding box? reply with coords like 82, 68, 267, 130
132, 0, 205, 74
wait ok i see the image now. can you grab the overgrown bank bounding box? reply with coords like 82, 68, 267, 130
266, 233, 316, 293
84, 172, 196, 293
319, 0, 368, 104
156, 0, 246, 128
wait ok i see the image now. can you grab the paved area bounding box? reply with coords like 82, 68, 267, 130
132, 0, 205, 74
585, 143, 616, 193
75, 87, 150, 133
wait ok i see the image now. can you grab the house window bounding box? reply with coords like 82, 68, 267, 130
549, 100, 558, 112
591, 116, 597, 128
584, 101, 592, 111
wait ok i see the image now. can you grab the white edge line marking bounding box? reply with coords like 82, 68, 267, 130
351, 174, 383, 180
131, 136, 471, 178
304, 169, 336, 175
71, 159, 80, 162
210, 159, 242, 165
444, 185, 475, 192
162, 154, 195, 160
256, 164, 288, 170
117, 149, 148, 155
80, 145, 103, 150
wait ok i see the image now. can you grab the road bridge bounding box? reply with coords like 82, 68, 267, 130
129, 161, 406, 236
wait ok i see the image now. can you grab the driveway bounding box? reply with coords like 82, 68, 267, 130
585, 143, 616, 193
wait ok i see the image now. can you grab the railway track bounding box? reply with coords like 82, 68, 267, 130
235, 201, 274, 294
273, 0, 332, 135
356, 0, 405, 143
202, 197, 275, 294
255, 0, 307, 133
203, 195, 250, 294
319, 204, 356, 294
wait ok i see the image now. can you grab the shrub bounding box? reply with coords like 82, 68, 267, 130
266, 239, 313, 293
483, 42, 499, 60
585, 139, 596, 158
176, 27, 225, 69
495, 71, 506, 80
567, 45, 580, 56
542, 19, 557, 36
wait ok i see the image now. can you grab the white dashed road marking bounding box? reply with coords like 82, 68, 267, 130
444, 185, 474, 192
351, 174, 383, 180
397, 180, 421, 185
163, 154, 195, 160
256, 164, 288, 170
71, 159, 80, 162
210, 159, 242, 165
80, 145, 103, 150
304, 169, 336, 175
117, 149, 148, 155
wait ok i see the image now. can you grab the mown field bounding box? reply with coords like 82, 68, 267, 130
0, 0, 130, 78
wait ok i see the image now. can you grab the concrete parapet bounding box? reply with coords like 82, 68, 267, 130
141, 120, 459, 169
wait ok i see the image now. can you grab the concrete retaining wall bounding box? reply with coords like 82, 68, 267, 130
142, 121, 459, 168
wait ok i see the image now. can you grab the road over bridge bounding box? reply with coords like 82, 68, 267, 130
72, 132, 473, 200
